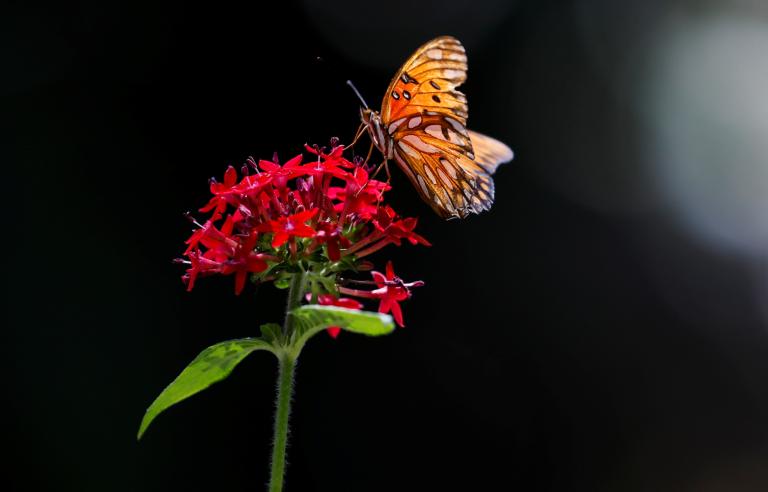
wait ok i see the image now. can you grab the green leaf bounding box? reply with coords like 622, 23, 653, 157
260, 323, 282, 343
138, 338, 274, 440
290, 305, 395, 351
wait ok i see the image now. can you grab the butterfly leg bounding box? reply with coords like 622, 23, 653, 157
345, 123, 367, 150
384, 159, 392, 183
370, 158, 392, 183
363, 141, 374, 165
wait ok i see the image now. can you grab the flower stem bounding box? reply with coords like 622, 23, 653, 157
268, 353, 296, 492
268, 271, 304, 492
283, 271, 305, 336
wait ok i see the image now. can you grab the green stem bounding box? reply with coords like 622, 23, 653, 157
283, 271, 305, 337
268, 272, 304, 492
268, 353, 296, 492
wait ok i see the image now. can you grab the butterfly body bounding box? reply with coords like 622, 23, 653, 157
360, 36, 513, 219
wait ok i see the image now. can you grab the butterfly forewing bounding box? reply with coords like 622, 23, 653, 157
381, 36, 469, 125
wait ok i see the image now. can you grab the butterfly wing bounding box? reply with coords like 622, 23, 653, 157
467, 130, 514, 173
391, 125, 494, 218
381, 36, 469, 125
380, 36, 513, 218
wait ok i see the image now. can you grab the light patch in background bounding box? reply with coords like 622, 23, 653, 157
575, 1, 768, 331
643, 15, 768, 259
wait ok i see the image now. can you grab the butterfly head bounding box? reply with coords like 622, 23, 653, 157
360, 108, 390, 157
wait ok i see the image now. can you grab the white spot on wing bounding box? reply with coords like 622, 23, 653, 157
416, 175, 431, 197
408, 116, 422, 129
437, 168, 453, 188
423, 166, 437, 184
402, 134, 440, 153
426, 49, 443, 60
445, 117, 464, 133
443, 69, 463, 80
397, 140, 421, 158
425, 124, 444, 140
447, 129, 464, 145
388, 118, 407, 134
443, 161, 458, 179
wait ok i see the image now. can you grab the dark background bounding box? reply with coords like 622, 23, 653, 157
6, 0, 768, 491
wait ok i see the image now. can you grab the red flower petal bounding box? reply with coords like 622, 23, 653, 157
371, 270, 387, 287
390, 301, 404, 327
385, 260, 395, 280
234, 270, 247, 295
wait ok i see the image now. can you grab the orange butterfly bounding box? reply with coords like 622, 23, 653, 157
354, 36, 514, 219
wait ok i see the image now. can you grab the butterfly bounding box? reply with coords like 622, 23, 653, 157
355, 35, 514, 219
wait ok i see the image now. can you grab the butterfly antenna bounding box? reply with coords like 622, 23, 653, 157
346, 80, 369, 109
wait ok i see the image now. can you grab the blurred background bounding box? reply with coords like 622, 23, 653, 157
5, 0, 768, 490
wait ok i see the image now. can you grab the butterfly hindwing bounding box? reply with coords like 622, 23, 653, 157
391, 114, 495, 218
393, 148, 495, 219
467, 130, 515, 174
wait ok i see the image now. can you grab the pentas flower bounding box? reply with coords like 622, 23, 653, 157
258, 154, 305, 188
339, 261, 424, 327
184, 233, 272, 295
327, 166, 390, 220
312, 221, 349, 262
256, 208, 318, 248
177, 138, 426, 325
373, 206, 431, 247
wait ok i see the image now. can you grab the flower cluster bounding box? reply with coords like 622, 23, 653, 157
178, 140, 428, 331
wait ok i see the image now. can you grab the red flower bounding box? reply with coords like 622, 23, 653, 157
307, 294, 363, 338
327, 167, 390, 220
374, 206, 431, 246
256, 208, 319, 248
179, 141, 428, 298
258, 154, 306, 188
229, 173, 273, 195
370, 261, 417, 327
183, 232, 272, 295
302, 144, 352, 180
313, 221, 350, 261
338, 261, 424, 328
184, 218, 237, 257
199, 165, 239, 220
